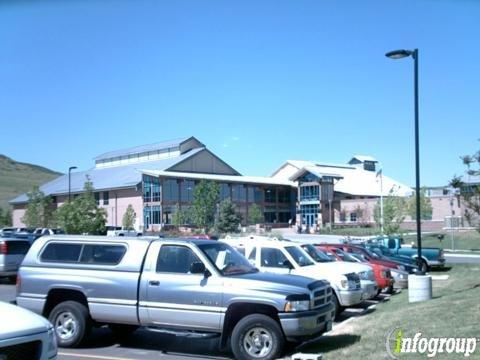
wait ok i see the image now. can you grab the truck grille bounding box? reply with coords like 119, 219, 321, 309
312, 285, 332, 308
0, 340, 42, 360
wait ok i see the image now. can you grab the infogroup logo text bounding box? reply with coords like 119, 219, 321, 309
386, 328, 478, 358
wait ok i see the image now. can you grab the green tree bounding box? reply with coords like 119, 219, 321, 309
451, 144, 480, 232
248, 204, 263, 225
217, 200, 241, 233
172, 203, 192, 227
191, 180, 219, 232
21, 186, 55, 228
374, 187, 407, 235
55, 179, 107, 234
122, 204, 136, 230
406, 188, 433, 220
0, 208, 11, 227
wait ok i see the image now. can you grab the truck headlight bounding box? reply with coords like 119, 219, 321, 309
47, 326, 58, 359
284, 300, 310, 312
284, 294, 310, 311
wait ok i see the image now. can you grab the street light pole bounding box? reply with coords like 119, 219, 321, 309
68, 166, 77, 203
386, 48, 424, 274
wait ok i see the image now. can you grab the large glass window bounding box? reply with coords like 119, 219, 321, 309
300, 185, 319, 201
232, 184, 246, 202
278, 188, 290, 203
180, 180, 195, 202
41, 243, 81, 262
264, 188, 276, 203
219, 183, 230, 201
254, 187, 264, 202
94, 192, 100, 205
79, 245, 126, 265
163, 179, 179, 202
143, 177, 152, 202
103, 191, 109, 205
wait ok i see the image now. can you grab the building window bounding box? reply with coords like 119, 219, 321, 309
232, 184, 247, 202
300, 185, 319, 201
180, 180, 195, 202
278, 188, 290, 203
350, 212, 357, 222
103, 191, 109, 205
219, 183, 230, 201
94, 192, 100, 205
163, 179, 179, 202
254, 187, 264, 202
265, 188, 276, 203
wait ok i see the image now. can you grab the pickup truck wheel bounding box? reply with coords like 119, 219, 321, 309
49, 301, 91, 348
109, 324, 139, 337
420, 260, 428, 273
231, 314, 284, 360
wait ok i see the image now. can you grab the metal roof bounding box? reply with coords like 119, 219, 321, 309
141, 170, 296, 187
10, 148, 204, 204
281, 160, 412, 197
93, 137, 193, 161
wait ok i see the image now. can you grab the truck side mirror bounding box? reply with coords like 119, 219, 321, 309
283, 260, 294, 269
190, 262, 206, 274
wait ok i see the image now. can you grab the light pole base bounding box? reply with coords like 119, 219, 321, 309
408, 274, 432, 303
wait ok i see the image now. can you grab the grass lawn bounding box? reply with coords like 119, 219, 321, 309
298, 264, 480, 359
403, 231, 480, 251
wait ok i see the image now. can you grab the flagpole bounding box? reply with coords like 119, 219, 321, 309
377, 166, 384, 234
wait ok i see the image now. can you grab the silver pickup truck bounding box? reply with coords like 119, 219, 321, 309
16, 235, 334, 360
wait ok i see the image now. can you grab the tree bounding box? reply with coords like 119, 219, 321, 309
374, 187, 407, 235
21, 186, 55, 228
55, 179, 107, 234
217, 200, 241, 233
248, 204, 263, 225
172, 203, 192, 227
122, 204, 136, 230
406, 188, 433, 221
0, 208, 12, 227
451, 144, 480, 232
191, 180, 220, 232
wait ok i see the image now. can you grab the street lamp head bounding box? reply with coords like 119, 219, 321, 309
69, 166, 78, 172
385, 49, 414, 59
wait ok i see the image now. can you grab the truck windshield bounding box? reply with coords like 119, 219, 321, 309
198, 242, 258, 276
334, 248, 361, 263
301, 244, 333, 263
284, 246, 314, 267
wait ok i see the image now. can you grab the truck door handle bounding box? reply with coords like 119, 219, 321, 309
149, 280, 160, 286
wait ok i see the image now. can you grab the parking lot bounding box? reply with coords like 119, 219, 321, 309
0, 278, 389, 360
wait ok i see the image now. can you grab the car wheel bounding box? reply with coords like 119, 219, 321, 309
108, 324, 139, 338
49, 301, 91, 347
420, 260, 429, 273
231, 314, 284, 360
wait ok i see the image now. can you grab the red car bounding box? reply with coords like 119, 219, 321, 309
318, 245, 394, 293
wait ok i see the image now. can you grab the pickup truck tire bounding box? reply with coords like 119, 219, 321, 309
108, 324, 139, 338
231, 314, 284, 360
419, 259, 428, 273
49, 301, 91, 348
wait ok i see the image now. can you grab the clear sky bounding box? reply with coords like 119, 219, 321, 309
1, 0, 478, 187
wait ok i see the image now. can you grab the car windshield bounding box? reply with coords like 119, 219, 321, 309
284, 246, 314, 267
335, 248, 361, 263
301, 244, 333, 263
198, 242, 258, 276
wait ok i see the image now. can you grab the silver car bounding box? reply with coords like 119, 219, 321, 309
0, 301, 57, 359
0, 237, 31, 282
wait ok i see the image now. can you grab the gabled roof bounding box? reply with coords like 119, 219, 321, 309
10, 148, 204, 204
94, 136, 199, 161
289, 166, 343, 182
274, 160, 412, 197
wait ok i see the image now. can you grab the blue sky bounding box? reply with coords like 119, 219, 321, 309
1, 0, 478, 187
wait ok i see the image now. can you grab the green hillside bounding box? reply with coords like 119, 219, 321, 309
0, 155, 62, 211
